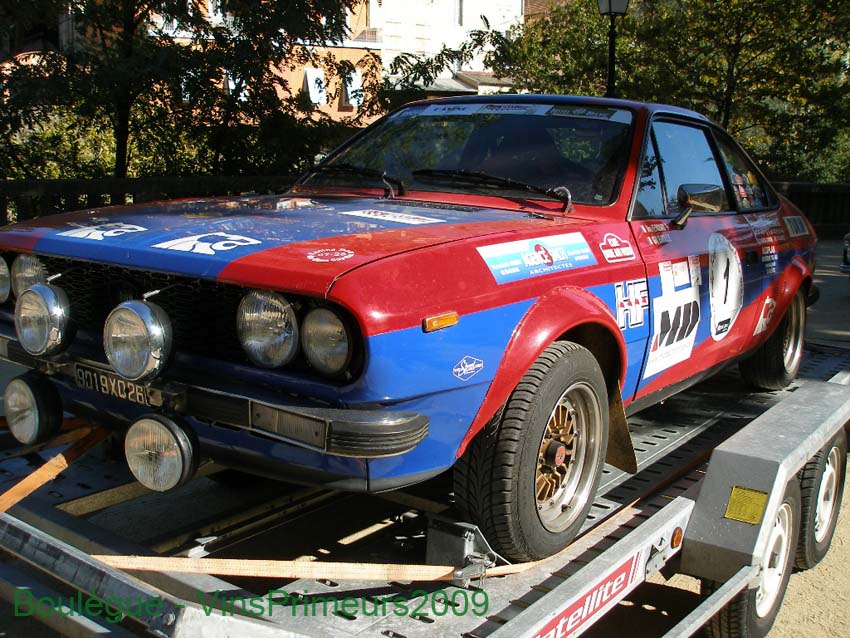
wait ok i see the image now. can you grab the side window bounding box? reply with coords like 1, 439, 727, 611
714, 133, 774, 211
633, 132, 665, 218
653, 121, 730, 216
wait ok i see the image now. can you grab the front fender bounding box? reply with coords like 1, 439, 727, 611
456, 285, 627, 457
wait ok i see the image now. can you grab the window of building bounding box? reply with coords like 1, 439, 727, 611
341, 70, 364, 108
303, 68, 327, 105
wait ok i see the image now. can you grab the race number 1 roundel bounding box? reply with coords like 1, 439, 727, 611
708, 232, 743, 341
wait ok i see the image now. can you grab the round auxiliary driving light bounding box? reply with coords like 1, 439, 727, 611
124, 415, 198, 492
0, 257, 10, 303
14, 284, 74, 356
301, 307, 352, 376
3, 374, 62, 445
11, 254, 47, 297
104, 301, 172, 381
237, 290, 299, 368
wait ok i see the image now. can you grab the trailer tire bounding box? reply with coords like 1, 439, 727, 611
795, 431, 847, 570
739, 290, 805, 390
702, 480, 801, 638
454, 341, 608, 562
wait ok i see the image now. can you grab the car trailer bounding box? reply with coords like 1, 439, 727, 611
0, 344, 848, 638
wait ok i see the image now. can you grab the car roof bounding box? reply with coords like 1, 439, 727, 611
406, 93, 712, 124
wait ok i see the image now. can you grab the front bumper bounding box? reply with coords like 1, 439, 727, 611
0, 337, 429, 460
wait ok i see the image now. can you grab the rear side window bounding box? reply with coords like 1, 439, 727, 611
652, 121, 730, 216
633, 131, 665, 218
714, 133, 775, 211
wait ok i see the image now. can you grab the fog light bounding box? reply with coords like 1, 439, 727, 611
3, 374, 62, 445
14, 283, 74, 356
124, 415, 197, 492
104, 301, 172, 381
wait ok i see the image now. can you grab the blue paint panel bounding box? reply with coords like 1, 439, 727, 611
358, 299, 535, 402
477, 232, 597, 284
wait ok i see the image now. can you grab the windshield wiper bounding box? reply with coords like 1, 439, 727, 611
412, 169, 572, 212
306, 163, 406, 198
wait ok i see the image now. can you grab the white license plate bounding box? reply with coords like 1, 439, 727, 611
74, 364, 152, 407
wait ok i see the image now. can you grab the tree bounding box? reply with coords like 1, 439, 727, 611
0, 0, 377, 179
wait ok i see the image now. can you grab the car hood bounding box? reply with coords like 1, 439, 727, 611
0, 194, 566, 294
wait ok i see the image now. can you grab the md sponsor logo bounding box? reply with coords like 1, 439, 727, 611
532, 553, 638, 638
644, 256, 701, 378
152, 232, 261, 255
453, 356, 484, 382
615, 279, 648, 330
57, 222, 147, 240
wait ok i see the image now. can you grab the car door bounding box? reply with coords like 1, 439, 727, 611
627, 117, 762, 404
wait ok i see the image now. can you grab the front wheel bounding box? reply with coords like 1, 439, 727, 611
454, 341, 609, 562
739, 289, 805, 390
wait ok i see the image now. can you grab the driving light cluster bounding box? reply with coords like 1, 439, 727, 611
237, 291, 353, 377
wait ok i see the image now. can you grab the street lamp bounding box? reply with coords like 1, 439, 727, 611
597, 0, 630, 98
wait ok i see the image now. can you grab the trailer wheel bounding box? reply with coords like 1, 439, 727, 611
739, 290, 805, 390
703, 480, 801, 638
795, 431, 847, 569
454, 341, 609, 562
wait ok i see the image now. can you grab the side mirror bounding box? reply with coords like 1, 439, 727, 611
672, 183, 726, 228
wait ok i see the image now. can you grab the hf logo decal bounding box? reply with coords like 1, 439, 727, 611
153, 232, 261, 255
57, 222, 147, 240
615, 279, 648, 330
643, 256, 701, 378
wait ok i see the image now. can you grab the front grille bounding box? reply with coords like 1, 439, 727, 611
39, 256, 246, 363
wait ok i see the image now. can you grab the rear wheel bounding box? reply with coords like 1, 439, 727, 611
454, 341, 609, 561
795, 431, 847, 569
702, 480, 801, 638
739, 290, 805, 390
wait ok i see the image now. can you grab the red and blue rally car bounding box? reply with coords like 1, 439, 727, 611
0, 96, 816, 561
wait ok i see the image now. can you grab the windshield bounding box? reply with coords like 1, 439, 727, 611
305, 102, 634, 205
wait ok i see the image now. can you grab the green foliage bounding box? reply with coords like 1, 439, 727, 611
0, 0, 375, 179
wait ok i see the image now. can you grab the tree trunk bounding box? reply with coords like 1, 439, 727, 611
114, 98, 131, 179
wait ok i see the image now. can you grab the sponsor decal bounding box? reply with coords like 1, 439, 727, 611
57, 222, 147, 240
761, 244, 779, 276
754, 298, 777, 335
641, 222, 671, 246
708, 233, 744, 341
615, 279, 649, 330
477, 233, 596, 285
340, 209, 445, 225
784, 216, 809, 238
153, 232, 261, 255
420, 104, 484, 116
452, 356, 484, 382
546, 105, 632, 124
644, 256, 701, 378
532, 553, 640, 638
306, 248, 355, 263
599, 233, 635, 263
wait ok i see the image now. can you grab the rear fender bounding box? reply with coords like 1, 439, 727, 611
456, 286, 637, 473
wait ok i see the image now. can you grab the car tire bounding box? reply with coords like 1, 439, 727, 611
702, 479, 801, 638
795, 431, 847, 570
739, 289, 805, 390
453, 341, 609, 562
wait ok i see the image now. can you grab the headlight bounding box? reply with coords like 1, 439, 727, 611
237, 291, 299, 368
301, 307, 351, 376
11, 254, 47, 297
3, 374, 62, 445
104, 301, 172, 381
0, 257, 10, 303
14, 284, 73, 355
124, 415, 198, 492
